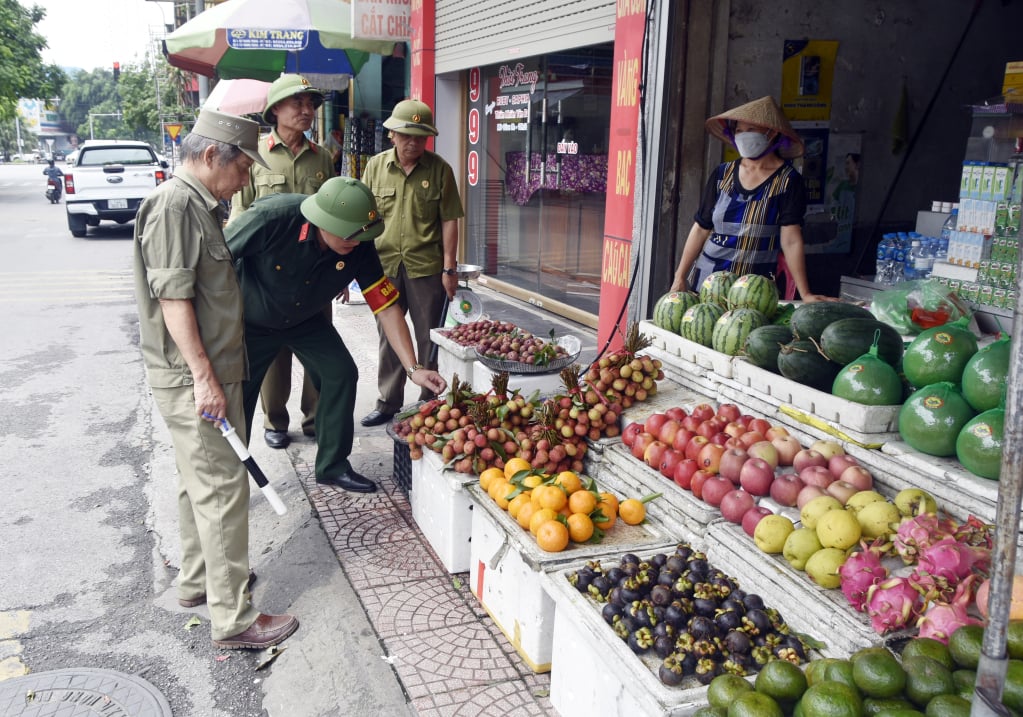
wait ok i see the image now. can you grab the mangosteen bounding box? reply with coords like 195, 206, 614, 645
680, 651, 698, 676
658, 656, 684, 687
742, 593, 765, 611
743, 608, 771, 636
692, 638, 718, 660
673, 544, 693, 562
688, 615, 716, 640
570, 567, 595, 593
665, 555, 687, 573
751, 645, 773, 667
687, 559, 709, 579
650, 553, 668, 568
672, 575, 694, 597
608, 586, 626, 608
674, 630, 695, 654
650, 604, 665, 626
664, 601, 688, 629
715, 608, 742, 633
612, 616, 631, 640
657, 569, 679, 588
720, 597, 745, 615
620, 562, 639, 579
621, 552, 641, 565
627, 601, 651, 628
720, 658, 748, 677
590, 574, 612, 597
650, 584, 672, 607
723, 629, 752, 656
782, 634, 807, 661
654, 634, 675, 659
694, 658, 720, 685
773, 645, 801, 664
601, 602, 622, 626
652, 622, 676, 640
619, 578, 643, 604
692, 597, 718, 618
627, 626, 654, 654
606, 566, 625, 585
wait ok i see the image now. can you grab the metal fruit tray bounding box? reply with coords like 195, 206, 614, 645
475, 335, 582, 375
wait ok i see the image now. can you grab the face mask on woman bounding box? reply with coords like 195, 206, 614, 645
733, 130, 774, 159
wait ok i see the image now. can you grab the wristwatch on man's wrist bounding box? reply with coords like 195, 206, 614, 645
441, 267, 458, 276
406, 363, 424, 379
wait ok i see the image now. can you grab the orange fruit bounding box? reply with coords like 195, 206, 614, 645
504, 456, 532, 481
567, 513, 594, 543
479, 467, 504, 492
536, 520, 570, 552
599, 492, 620, 514
508, 492, 532, 519
529, 507, 558, 535
619, 498, 646, 525
568, 490, 598, 515
522, 474, 544, 489
594, 501, 617, 530
536, 485, 567, 512
516, 501, 538, 530
488, 479, 514, 507
554, 470, 582, 494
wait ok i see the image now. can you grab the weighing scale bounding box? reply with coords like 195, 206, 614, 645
445, 263, 484, 325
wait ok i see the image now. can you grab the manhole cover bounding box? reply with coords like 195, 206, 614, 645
0, 668, 172, 716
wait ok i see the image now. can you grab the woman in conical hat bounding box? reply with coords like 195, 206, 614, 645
669, 96, 835, 302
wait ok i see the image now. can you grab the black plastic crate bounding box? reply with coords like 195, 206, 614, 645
387, 423, 412, 495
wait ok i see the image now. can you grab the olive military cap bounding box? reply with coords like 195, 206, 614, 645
301, 177, 384, 242
262, 74, 326, 125
191, 108, 269, 168
382, 99, 438, 136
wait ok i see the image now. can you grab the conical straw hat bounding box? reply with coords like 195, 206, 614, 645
705, 96, 804, 159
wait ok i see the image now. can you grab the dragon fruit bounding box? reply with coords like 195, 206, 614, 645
916, 575, 983, 644
893, 513, 957, 565
917, 537, 989, 584
865, 577, 923, 634
954, 515, 995, 550
839, 541, 890, 612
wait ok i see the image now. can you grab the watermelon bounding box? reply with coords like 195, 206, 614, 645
712, 308, 768, 356
898, 382, 976, 457
699, 271, 738, 308
820, 317, 905, 367
727, 273, 780, 318
956, 407, 1004, 479
961, 335, 1010, 412
681, 303, 725, 346
901, 317, 978, 389
790, 301, 874, 341
742, 325, 793, 372
652, 291, 700, 334
777, 339, 842, 391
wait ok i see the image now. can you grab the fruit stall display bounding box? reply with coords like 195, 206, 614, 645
541, 543, 821, 717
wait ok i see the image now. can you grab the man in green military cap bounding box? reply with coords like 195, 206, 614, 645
230, 73, 337, 452
226, 177, 447, 493
133, 107, 299, 650
359, 98, 464, 428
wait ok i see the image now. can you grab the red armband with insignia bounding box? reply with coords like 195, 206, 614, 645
361, 277, 400, 314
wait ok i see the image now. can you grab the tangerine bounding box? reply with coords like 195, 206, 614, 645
529, 507, 558, 535
568, 490, 598, 515
522, 474, 544, 489
536, 520, 570, 552
536, 485, 567, 512
516, 501, 538, 530
594, 501, 617, 530
554, 470, 582, 494
619, 498, 646, 525
599, 492, 620, 514
567, 513, 594, 543
504, 456, 532, 481
479, 467, 504, 492
508, 492, 532, 519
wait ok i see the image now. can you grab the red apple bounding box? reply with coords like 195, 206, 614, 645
792, 448, 828, 474
701, 476, 733, 507
739, 457, 775, 496
673, 458, 700, 489
827, 480, 860, 505
724, 436, 747, 450
659, 448, 685, 479
766, 425, 790, 440
769, 472, 804, 507
672, 428, 696, 452
622, 421, 644, 448
710, 432, 731, 446
797, 484, 828, 509
720, 489, 756, 524
738, 431, 767, 448
716, 403, 741, 423
839, 465, 874, 491
747, 440, 780, 469
644, 413, 668, 438
799, 465, 835, 489
682, 414, 703, 432
723, 421, 747, 438
690, 403, 716, 423
742, 506, 773, 537
657, 419, 682, 446
666, 406, 688, 421
690, 469, 714, 499
643, 440, 668, 470
828, 454, 860, 479
697, 418, 725, 439
684, 435, 710, 462
718, 447, 750, 484
698, 442, 726, 474
631, 432, 655, 460
748, 417, 772, 436
771, 435, 803, 466
737, 414, 755, 428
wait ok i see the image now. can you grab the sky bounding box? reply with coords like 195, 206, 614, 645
31, 0, 175, 72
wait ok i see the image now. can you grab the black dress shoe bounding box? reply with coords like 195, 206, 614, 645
316, 469, 378, 493
360, 409, 394, 427
264, 429, 290, 449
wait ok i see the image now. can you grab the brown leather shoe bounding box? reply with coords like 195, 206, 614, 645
213, 613, 299, 650
179, 570, 257, 608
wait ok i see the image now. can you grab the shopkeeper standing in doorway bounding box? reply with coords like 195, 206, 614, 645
359, 99, 464, 428
669, 95, 834, 303
229, 74, 337, 450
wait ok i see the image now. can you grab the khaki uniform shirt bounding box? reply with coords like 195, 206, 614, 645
133, 169, 247, 388
228, 128, 334, 222
362, 148, 464, 278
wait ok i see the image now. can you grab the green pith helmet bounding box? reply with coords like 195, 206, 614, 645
300, 177, 384, 242
382, 99, 438, 136
262, 74, 325, 124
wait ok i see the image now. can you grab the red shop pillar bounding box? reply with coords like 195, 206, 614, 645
410, 0, 436, 149
597, 2, 646, 352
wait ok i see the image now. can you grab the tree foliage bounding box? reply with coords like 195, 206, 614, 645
0, 0, 65, 119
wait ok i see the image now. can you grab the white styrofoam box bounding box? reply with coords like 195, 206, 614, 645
471, 360, 564, 397
705, 521, 881, 659
542, 567, 712, 717
640, 320, 736, 378
429, 328, 477, 387
410, 448, 475, 573
593, 443, 720, 538
729, 359, 901, 435
466, 482, 684, 673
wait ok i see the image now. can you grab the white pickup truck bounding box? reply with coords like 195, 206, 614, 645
63, 140, 171, 237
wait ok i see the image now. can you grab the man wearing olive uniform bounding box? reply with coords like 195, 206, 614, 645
226, 177, 447, 493
359, 99, 464, 428
230, 74, 336, 450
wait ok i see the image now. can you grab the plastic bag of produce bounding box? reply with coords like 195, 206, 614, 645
869, 279, 972, 335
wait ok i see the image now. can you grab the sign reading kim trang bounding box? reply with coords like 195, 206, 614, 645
226, 28, 309, 50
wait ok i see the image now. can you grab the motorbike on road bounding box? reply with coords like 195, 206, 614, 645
45, 177, 62, 204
